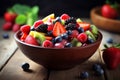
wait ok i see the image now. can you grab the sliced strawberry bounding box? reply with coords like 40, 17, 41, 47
33, 20, 43, 28
25, 35, 39, 46
20, 33, 28, 42
53, 22, 66, 37
20, 25, 31, 34
60, 13, 70, 20
78, 22, 90, 31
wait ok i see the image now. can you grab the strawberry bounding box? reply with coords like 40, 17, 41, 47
52, 22, 66, 37
103, 46, 120, 69
25, 35, 39, 46
78, 22, 90, 31
33, 20, 43, 28
12, 24, 20, 32
20, 33, 28, 42
4, 12, 17, 22
60, 13, 70, 20
2, 22, 13, 30
20, 25, 31, 34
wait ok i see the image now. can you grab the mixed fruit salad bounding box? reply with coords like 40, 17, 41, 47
19, 13, 99, 48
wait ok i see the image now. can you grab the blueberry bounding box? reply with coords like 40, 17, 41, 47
21, 62, 30, 71
66, 30, 72, 35
55, 36, 62, 43
61, 33, 68, 39
96, 68, 104, 76
53, 17, 61, 24
78, 27, 84, 33
92, 64, 101, 71
2, 33, 9, 39
88, 38, 94, 43
65, 43, 72, 48
107, 38, 113, 44
80, 71, 89, 79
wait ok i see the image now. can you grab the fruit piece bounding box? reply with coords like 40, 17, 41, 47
65, 43, 72, 48
60, 13, 70, 20
85, 30, 96, 41
102, 47, 120, 69
42, 40, 53, 48
20, 33, 28, 41
42, 13, 55, 23
47, 24, 54, 31
52, 22, 66, 37
65, 17, 76, 25
101, 4, 118, 19
20, 25, 31, 34
77, 33, 87, 43
55, 36, 62, 43
69, 30, 79, 38
71, 38, 79, 47
90, 25, 98, 36
12, 24, 20, 32
61, 33, 68, 39
35, 24, 48, 33
80, 72, 89, 79
29, 31, 45, 45
45, 36, 53, 40
65, 23, 76, 30
78, 22, 90, 31
76, 18, 82, 23
78, 27, 84, 33
15, 14, 27, 25
54, 43, 64, 48
33, 20, 43, 28
25, 35, 39, 46
2, 33, 9, 39
107, 38, 113, 44
21, 62, 30, 71
2, 22, 13, 30
76, 42, 82, 47
4, 12, 17, 22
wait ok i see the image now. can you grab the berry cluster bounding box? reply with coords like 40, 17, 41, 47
19, 13, 99, 48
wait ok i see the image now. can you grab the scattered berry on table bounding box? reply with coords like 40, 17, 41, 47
80, 71, 89, 79
21, 62, 30, 71
2, 33, 9, 39
12, 24, 20, 32
95, 68, 104, 76
2, 22, 13, 31
92, 64, 102, 71
106, 38, 113, 44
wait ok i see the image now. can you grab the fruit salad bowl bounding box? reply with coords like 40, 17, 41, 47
90, 7, 120, 33
14, 30, 102, 70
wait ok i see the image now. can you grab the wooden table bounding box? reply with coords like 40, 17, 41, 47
0, 18, 120, 80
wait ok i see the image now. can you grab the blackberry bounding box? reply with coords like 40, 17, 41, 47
21, 62, 30, 71
65, 23, 76, 30
65, 17, 76, 25
35, 24, 48, 33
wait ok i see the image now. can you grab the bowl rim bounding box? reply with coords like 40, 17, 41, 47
14, 30, 103, 50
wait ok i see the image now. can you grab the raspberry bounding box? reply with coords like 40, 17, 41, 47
77, 33, 87, 43
2, 22, 13, 30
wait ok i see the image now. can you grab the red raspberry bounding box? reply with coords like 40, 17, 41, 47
42, 40, 53, 48
20, 25, 31, 34
47, 24, 54, 31
77, 33, 88, 43
12, 24, 20, 32
2, 22, 13, 30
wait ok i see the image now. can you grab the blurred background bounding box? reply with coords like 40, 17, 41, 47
0, 0, 120, 18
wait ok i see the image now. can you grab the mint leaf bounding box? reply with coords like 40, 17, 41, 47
15, 14, 27, 25
31, 6, 39, 14
12, 4, 31, 14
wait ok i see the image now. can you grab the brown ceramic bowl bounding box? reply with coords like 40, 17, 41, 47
14, 30, 102, 70
90, 7, 120, 33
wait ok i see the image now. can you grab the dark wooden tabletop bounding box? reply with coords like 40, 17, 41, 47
0, 18, 120, 80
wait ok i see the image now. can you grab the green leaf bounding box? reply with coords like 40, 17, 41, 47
15, 14, 27, 25
31, 6, 39, 14
12, 4, 31, 14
